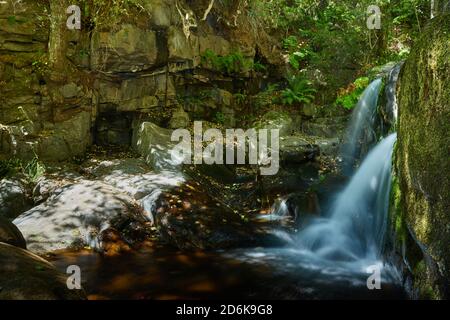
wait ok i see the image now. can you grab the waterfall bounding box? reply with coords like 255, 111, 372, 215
382, 62, 403, 133
298, 133, 397, 262
340, 78, 382, 175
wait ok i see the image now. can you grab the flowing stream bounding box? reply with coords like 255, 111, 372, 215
49, 77, 406, 300
297, 133, 397, 263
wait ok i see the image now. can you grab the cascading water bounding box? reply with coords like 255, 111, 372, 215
340, 78, 382, 175
298, 133, 397, 263
381, 62, 403, 135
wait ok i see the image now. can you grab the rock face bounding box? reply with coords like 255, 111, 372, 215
0, 0, 281, 161
0, 243, 85, 300
91, 24, 158, 73
395, 14, 450, 299
13, 180, 151, 254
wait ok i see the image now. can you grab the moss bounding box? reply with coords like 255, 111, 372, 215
389, 174, 406, 243
395, 14, 450, 299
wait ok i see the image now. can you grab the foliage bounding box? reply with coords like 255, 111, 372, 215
253, 61, 267, 72
233, 93, 247, 105
214, 112, 225, 124
282, 35, 299, 51
31, 51, 50, 76
0, 158, 22, 179
7, 15, 17, 25
335, 76, 370, 110
0, 157, 45, 183
390, 0, 429, 28
80, 0, 150, 30
288, 47, 315, 69
24, 157, 46, 183
249, 0, 432, 103
200, 49, 266, 75
280, 74, 317, 105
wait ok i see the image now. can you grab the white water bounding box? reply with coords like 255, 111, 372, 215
298, 133, 397, 263
382, 63, 403, 133
340, 78, 382, 175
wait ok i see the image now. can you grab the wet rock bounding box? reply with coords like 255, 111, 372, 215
0, 216, 26, 249
153, 181, 264, 250
0, 243, 85, 300
13, 180, 151, 254
99, 227, 131, 257
0, 178, 31, 220
315, 137, 340, 157
265, 191, 321, 230
368, 61, 398, 80
284, 192, 321, 225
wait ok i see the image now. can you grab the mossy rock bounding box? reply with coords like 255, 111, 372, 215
395, 14, 450, 299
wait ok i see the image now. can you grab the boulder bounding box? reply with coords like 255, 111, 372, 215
279, 135, 320, 163
80, 158, 185, 221
0, 178, 31, 220
269, 192, 321, 226
302, 121, 345, 139
32, 175, 75, 204
13, 180, 151, 254
315, 137, 340, 157
133, 122, 189, 171
0, 243, 85, 300
253, 111, 296, 137
0, 216, 26, 249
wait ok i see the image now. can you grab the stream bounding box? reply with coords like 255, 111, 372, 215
45, 75, 408, 300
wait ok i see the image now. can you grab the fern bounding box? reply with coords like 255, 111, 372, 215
281, 75, 317, 106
